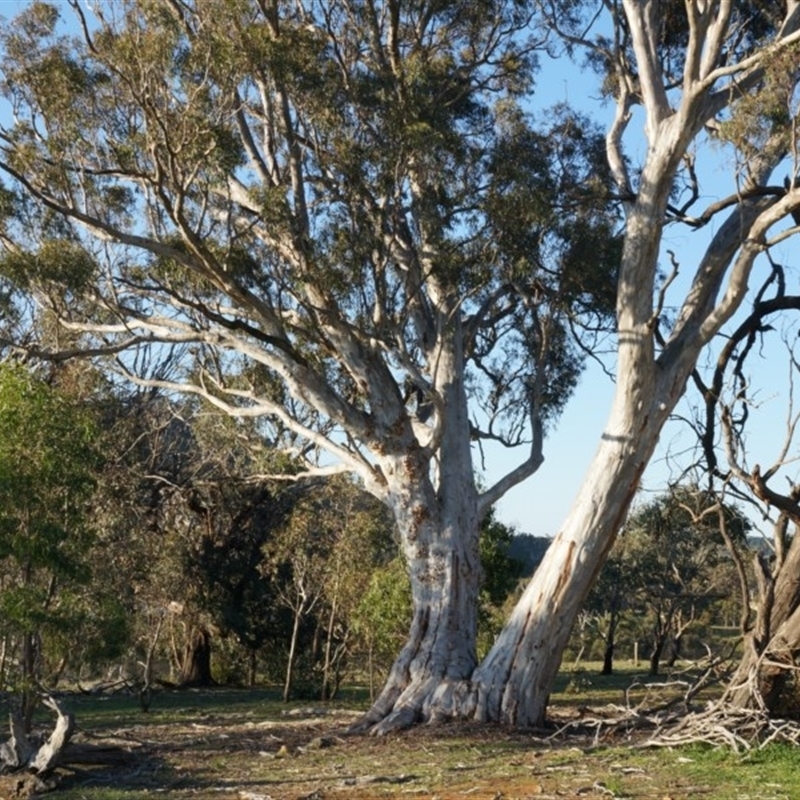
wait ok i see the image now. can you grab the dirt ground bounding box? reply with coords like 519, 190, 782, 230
47, 705, 716, 800
6, 684, 795, 800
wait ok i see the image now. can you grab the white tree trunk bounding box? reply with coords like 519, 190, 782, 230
452, 0, 800, 728
471, 378, 669, 725
358, 329, 483, 733
357, 503, 481, 733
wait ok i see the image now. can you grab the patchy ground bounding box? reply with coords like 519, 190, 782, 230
52, 706, 671, 800
6, 676, 800, 800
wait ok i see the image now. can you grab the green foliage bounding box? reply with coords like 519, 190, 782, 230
351, 555, 413, 671
583, 485, 750, 672
0, 363, 99, 572
263, 475, 395, 697
0, 239, 96, 296
0, 0, 620, 459
0, 362, 104, 697
477, 511, 524, 659
718, 43, 800, 161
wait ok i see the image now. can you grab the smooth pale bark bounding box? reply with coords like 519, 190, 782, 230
28, 698, 74, 774
0, 698, 74, 775
471, 378, 673, 725
450, 1, 800, 728
357, 333, 483, 732
358, 509, 480, 733
465, 190, 791, 727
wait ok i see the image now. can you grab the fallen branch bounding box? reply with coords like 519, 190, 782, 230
642, 703, 800, 752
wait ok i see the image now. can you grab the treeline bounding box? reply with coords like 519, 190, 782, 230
0, 360, 522, 707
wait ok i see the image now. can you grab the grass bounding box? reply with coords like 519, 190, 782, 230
7, 665, 800, 800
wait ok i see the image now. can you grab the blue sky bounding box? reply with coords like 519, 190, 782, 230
488, 49, 800, 539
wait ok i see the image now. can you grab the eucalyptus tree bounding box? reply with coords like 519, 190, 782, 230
454, 0, 800, 729
618, 487, 746, 675
0, 0, 617, 729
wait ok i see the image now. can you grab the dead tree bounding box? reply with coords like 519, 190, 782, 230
692, 267, 800, 713
0, 696, 74, 780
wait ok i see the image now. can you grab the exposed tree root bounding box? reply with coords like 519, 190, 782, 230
545, 657, 800, 752
642, 703, 800, 751
548, 696, 800, 753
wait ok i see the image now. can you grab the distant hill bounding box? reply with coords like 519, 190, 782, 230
507, 533, 551, 577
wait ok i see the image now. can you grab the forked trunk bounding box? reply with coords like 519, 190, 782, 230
357, 321, 484, 733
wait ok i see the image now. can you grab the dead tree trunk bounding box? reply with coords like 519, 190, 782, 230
180, 626, 215, 687
725, 510, 800, 712
0, 697, 74, 777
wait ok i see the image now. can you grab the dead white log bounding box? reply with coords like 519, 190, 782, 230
28, 697, 74, 774
0, 697, 74, 776
0, 713, 33, 772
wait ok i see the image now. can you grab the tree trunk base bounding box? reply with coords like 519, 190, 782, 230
352, 677, 477, 735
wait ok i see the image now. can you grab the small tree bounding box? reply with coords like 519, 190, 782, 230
615, 487, 748, 675
0, 363, 100, 728
581, 549, 632, 675
264, 476, 393, 700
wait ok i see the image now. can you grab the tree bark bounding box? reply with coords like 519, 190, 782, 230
601, 640, 615, 677
283, 605, 304, 702
0, 697, 74, 776
470, 406, 664, 726
444, 0, 799, 723
600, 610, 620, 676
321, 597, 338, 701
21, 632, 38, 734
355, 310, 484, 733
725, 533, 800, 711
179, 626, 214, 688
649, 642, 664, 676
248, 648, 257, 688
356, 503, 481, 733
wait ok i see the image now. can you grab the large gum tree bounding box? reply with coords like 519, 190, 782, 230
461, 0, 800, 728
0, 0, 617, 731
